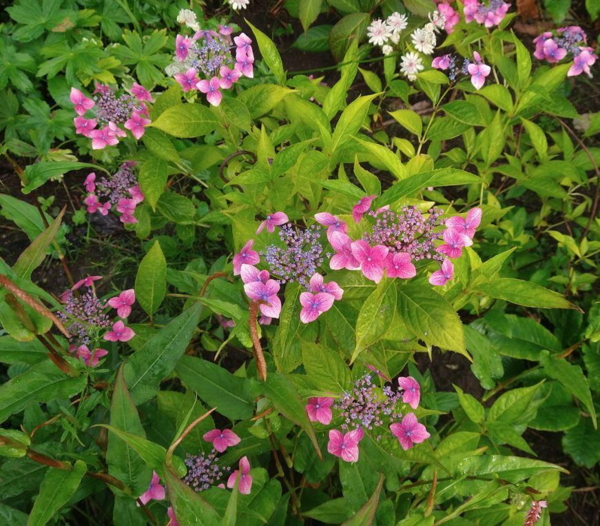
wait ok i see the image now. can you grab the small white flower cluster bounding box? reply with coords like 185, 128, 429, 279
229, 0, 250, 10
177, 9, 200, 31
367, 12, 408, 50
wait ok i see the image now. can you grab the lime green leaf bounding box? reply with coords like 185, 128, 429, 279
135, 240, 167, 316
22, 161, 104, 194
141, 129, 180, 163
247, 22, 286, 84
389, 109, 423, 136
455, 385, 484, 424
453, 455, 566, 482
298, 0, 323, 31
475, 278, 578, 310
328, 13, 369, 61
151, 103, 218, 138
488, 381, 544, 425
302, 343, 351, 392
329, 94, 378, 154
139, 158, 168, 211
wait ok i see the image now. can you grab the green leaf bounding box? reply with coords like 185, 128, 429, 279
28, 460, 86, 526
397, 283, 466, 355
135, 240, 167, 316
443, 100, 486, 126
304, 499, 352, 523
302, 343, 351, 392
521, 118, 548, 161
0, 194, 47, 240
359, 68, 382, 93
475, 278, 578, 310
478, 84, 513, 113
540, 351, 597, 428
486, 423, 535, 454
247, 22, 286, 84
453, 455, 566, 482
293, 25, 332, 52
330, 94, 377, 154
562, 417, 600, 468
464, 326, 504, 390
530, 382, 581, 432
112, 496, 147, 526
515, 35, 531, 89
342, 473, 384, 525
107, 368, 152, 496
389, 109, 422, 136
222, 472, 239, 526
141, 129, 180, 163
22, 161, 103, 194
328, 13, 369, 61
0, 504, 27, 525
139, 158, 168, 211
0, 336, 47, 365
426, 116, 470, 141
0, 360, 85, 425
156, 192, 196, 223
298, 0, 323, 31
455, 385, 484, 424
176, 356, 254, 420
354, 138, 407, 179
151, 104, 218, 138
237, 85, 293, 119
124, 302, 204, 404
488, 381, 544, 425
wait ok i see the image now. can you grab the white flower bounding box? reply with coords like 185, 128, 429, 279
400, 52, 424, 81
411, 28, 436, 55
390, 32, 401, 44
428, 10, 446, 31
177, 9, 198, 27
386, 12, 408, 34
229, 0, 250, 10
382, 45, 393, 56
367, 19, 392, 46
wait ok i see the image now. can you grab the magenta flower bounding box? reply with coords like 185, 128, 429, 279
130, 82, 153, 102
299, 292, 335, 323
384, 253, 416, 279
73, 275, 102, 290
124, 111, 151, 140
438, 3, 459, 33
219, 65, 242, 89
306, 397, 334, 425
139, 472, 165, 505
244, 280, 282, 318
542, 39, 567, 63
234, 33, 254, 60
104, 321, 135, 342
175, 35, 193, 61
227, 456, 252, 495
390, 413, 430, 450
568, 48, 597, 77
240, 264, 270, 284
89, 126, 119, 150
197, 77, 223, 106
330, 232, 360, 271
108, 289, 136, 318
203, 429, 241, 453
74, 116, 97, 136
444, 207, 482, 239
351, 240, 389, 283
256, 212, 288, 234
309, 273, 343, 300
219, 25, 233, 36
327, 428, 364, 463
259, 315, 272, 325
352, 195, 377, 224
468, 52, 491, 90
83, 173, 96, 193
70, 88, 94, 116
235, 58, 254, 79
533, 32, 554, 60
174, 68, 200, 92
398, 376, 421, 409
314, 212, 348, 242
463, 0, 478, 22
84, 194, 110, 215
129, 186, 145, 205
75, 345, 108, 367
429, 259, 454, 286
167, 507, 179, 526
233, 240, 260, 275
432, 54, 452, 70
436, 229, 473, 259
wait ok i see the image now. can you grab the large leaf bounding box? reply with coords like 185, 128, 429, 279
135, 240, 167, 317
302, 343, 351, 393
329, 13, 369, 61
151, 104, 218, 138
475, 278, 577, 310
453, 455, 566, 482
124, 302, 204, 404
329, 94, 377, 154
138, 158, 169, 211
342, 473, 385, 525
22, 162, 103, 194
562, 417, 600, 468
247, 22, 286, 85
488, 381, 544, 425
237, 85, 293, 119
0, 336, 48, 365
0, 194, 48, 240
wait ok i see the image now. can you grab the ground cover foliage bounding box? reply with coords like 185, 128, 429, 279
0, 0, 599, 524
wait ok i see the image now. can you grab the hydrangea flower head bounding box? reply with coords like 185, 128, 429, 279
390, 413, 430, 450
104, 321, 135, 342
398, 376, 421, 409
384, 252, 416, 279
244, 280, 282, 318
139, 472, 165, 505
429, 258, 454, 286
445, 207, 482, 238
257, 212, 289, 234
70, 88, 95, 116
306, 397, 334, 425
107, 289, 135, 318
299, 292, 335, 323
330, 232, 361, 271
233, 240, 260, 275
203, 429, 241, 453
227, 456, 252, 494
468, 52, 491, 90
327, 428, 364, 463
436, 229, 473, 259
350, 240, 389, 283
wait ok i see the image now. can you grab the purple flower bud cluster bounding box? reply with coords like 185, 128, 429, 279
58, 289, 111, 346
262, 224, 325, 288
183, 450, 229, 492
190, 33, 232, 77
335, 374, 403, 439
95, 162, 137, 205
94, 88, 143, 126
363, 206, 444, 262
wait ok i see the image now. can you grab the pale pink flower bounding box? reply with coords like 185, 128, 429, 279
70, 88, 94, 115
327, 428, 364, 463
306, 397, 334, 425
234, 33, 254, 61
309, 273, 343, 300
314, 212, 348, 242
108, 289, 136, 318
139, 472, 165, 505
438, 3, 459, 33
259, 315, 272, 325
398, 376, 421, 409
219, 25, 233, 36
203, 429, 241, 453
390, 413, 430, 450
219, 65, 242, 90
227, 456, 252, 495
429, 259, 454, 286
384, 253, 416, 279
463, 0, 479, 22
167, 507, 179, 526
74, 345, 108, 367
104, 321, 135, 342
73, 275, 102, 290
233, 240, 260, 275
468, 52, 491, 90
444, 207, 482, 238
175, 68, 200, 92
240, 264, 270, 284
436, 229, 473, 259
299, 292, 335, 323
568, 47, 596, 77
351, 240, 389, 283
130, 83, 153, 102
197, 77, 223, 106
329, 232, 360, 271
124, 111, 151, 140
352, 195, 377, 223
89, 126, 119, 150
175, 35, 193, 61
129, 186, 145, 205
244, 280, 282, 318
432, 54, 452, 70
235, 57, 254, 78
542, 39, 567, 63
256, 212, 288, 234
74, 116, 97, 136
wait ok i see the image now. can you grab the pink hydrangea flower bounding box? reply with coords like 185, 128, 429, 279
390, 413, 430, 450
83, 173, 96, 193
234, 33, 254, 61
436, 229, 473, 259
438, 3, 459, 33
130, 82, 153, 102
89, 126, 119, 150
219, 25, 233, 36
542, 39, 568, 63
352, 195, 377, 224
139, 472, 165, 505
398, 376, 421, 409
468, 52, 491, 90
429, 259, 454, 286
244, 280, 282, 318
240, 264, 270, 284
309, 273, 343, 300
432, 54, 452, 70
533, 32, 554, 60
299, 292, 335, 323
175, 68, 201, 92
124, 111, 151, 140
197, 77, 223, 106
108, 289, 136, 318
327, 428, 364, 463
175, 35, 193, 61
445, 207, 482, 238
167, 507, 179, 526
568, 47, 596, 77
306, 397, 334, 425
351, 240, 389, 283
74, 116, 97, 136
384, 253, 416, 279
259, 315, 272, 325
256, 212, 288, 234
219, 66, 242, 90
330, 232, 360, 271
227, 456, 252, 495
129, 186, 144, 205
73, 276, 102, 290
70, 88, 95, 116
235, 57, 254, 78
314, 212, 348, 242
74, 345, 108, 367
233, 240, 260, 275
84, 194, 110, 215
104, 321, 135, 342
203, 429, 241, 453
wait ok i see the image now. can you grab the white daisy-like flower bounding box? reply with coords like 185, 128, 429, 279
177, 9, 198, 28
367, 19, 392, 47
400, 52, 424, 81
382, 45, 393, 56
411, 28, 436, 55
229, 0, 250, 10
386, 12, 408, 34
428, 10, 446, 31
